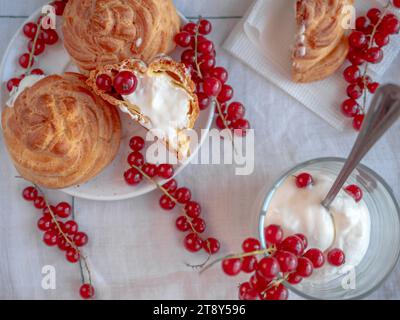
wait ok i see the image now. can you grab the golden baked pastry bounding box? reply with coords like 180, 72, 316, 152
87, 57, 200, 160
1, 73, 121, 189
62, 0, 181, 73
292, 0, 353, 83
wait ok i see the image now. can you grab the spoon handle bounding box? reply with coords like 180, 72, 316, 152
322, 84, 400, 209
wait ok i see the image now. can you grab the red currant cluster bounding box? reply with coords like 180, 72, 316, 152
219, 225, 345, 300
123, 136, 220, 255
96, 71, 138, 95
175, 19, 251, 136
6, 1, 67, 92
341, 1, 400, 131
22, 185, 94, 299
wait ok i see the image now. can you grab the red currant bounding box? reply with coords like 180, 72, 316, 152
215, 115, 226, 129
231, 119, 250, 136
174, 31, 191, 47
114, 71, 137, 95
39, 29, 59, 45
341, 99, 359, 117
51, 1, 66, 15
280, 235, 305, 256
181, 49, 196, 65
34, 196, 46, 209
174, 187, 191, 204
182, 22, 197, 35
176, 216, 190, 232
157, 164, 174, 179
217, 84, 234, 103
241, 256, 258, 273
57, 235, 72, 251
198, 53, 216, 72
249, 273, 270, 292
364, 47, 383, 64
367, 8, 381, 24
239, 284, 258, 300
242, 238, 261, 253
287, 273, 303, 284
43, 230, 58, 246
31, 68, 44, 75
393, 0, 400, 8
129, 136, 145, 151
348, 31, 367, 49
353, 113, 365, 131
203, 77, 222, 97
159, 195, 176, 210
198, 19, 212, 35
162, 179, 178, 193
355, 16, 368, 32
28, 39, 45, 55
184, 233, 203, 252
22, 186, 38, 201
210, 67, 228, 84
263, 284, 288, 300
303, 248, 325, 269
380, 15, 400, 35
227, 102, 245, 121
264, 224, 283, 245
197, 92, 210, 110
55, 202, 71, 218
258, 257, 280, 279
96, 74, 112, 92
37, 216, 54, 231
345, 184, 363, 202
347, 49, 365, 65
367, 82, 379, 94
6, 78, 21, 92
327, 248, 346, 266
127, 152, 144, 167
124, 168, 143, 185
274, 250, 298, 273
197, 39, 214, 55
295, 172, 313, 188
374, 32, 390, 47
23, 22, 38, 39
203, 238, 220, 254
294, 233, 308, 249
222, 258, 242, 276
192, 217, 206, 233
74, 232, 88, 247
141, 163, 157, 177
80, 284, 95, 299
19, 53, 34, 69
346, 84, 363, 100
185, 201, 201, 218
64, 220, 78, 235
343, 66, 360, 83
66, 248, 80, 263
296, 257, 314, 277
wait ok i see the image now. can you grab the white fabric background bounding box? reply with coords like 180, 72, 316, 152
0, 0, 399, 299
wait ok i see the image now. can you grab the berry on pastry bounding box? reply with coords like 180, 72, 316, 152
2, 73, 121, 189
62, 0, 181, 72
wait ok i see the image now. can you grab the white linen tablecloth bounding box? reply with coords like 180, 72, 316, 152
0, 0, 400, 299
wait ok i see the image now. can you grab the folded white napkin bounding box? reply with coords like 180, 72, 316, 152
223, 0, 400, 130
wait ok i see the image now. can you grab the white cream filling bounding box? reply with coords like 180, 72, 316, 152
121, 72, 191, 151
264, 171, 371, 283
6, 74, 45, 107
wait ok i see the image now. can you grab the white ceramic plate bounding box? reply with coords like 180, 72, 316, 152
0, 8, 213, 201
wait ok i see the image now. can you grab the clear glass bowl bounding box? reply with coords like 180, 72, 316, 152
258, 158, 400, 300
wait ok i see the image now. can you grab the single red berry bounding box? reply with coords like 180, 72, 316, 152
141, 163, 157, 177
222, 258, 242, 276
31, 68, 44, 75
157, 164, 174, 179
19, 53, 34, 69
275, 250, 298, 273
174, 187, 191, 204
242, 238, 261, 253
176, 216, 190, 232
174, 31, 192, 47
43, 230, 58, 246
379, 15, 400, 35
22, 186, 38, 201
66, 248, 80, 263
55, 202, 71, 218
264, 224, 283, 245
294, 233, 308, 250
258, 257, 280, 279
23, 22, 38, 39
190, 35, 207, 50
367, 82, 379, 94
327, 248, 346, 266
51, 1, 66, 15
347, 49, 365, 65
203, 238, 220, 254
185, 201, 201, 218
217, 84, 234, 103
280, 235, 305, 256
184, 233, 203, 252
295, 172, 314, 188
348, 31, 367, 49
57, 235, 72, 251
355, 16, 368, 31
203, 77, 222, 97
343, 65, 361, 83
241, 256, 258, 273
346, 84, 363, 100
303, 248, 325, 268
263, 284, 288, 300
96, 74, 112, 92
341, 99, 359, 117
34, 196, 46, 209
364, 47, 383, 64
239, 284, 258, 300
80, 284, 95, 299
181, 49, 196, 65
6, 78, 21, 92
353, 114, 365, 131
182, 22, 197, 35
296, 257, 314, 277
198, 53, 216, 72
345, 184, 363, 202
124, 168, 143, 185
227, 102, 245, 122
249, 273, 271, 292
367, 8, 381, 24
74, 232, 88, 247
39, 29, 59, 45
198, 19, 212, 35
215, 115, 226, 130
42, 205, 56, 217
162, 179, 178, 193
28, 39, 45, 55
287, 273, 303, 284
197, 39, 214, 55
393, 0, 400, 8
231, 119, 250, 136
37, 216, 54, 231
114, 71, 137, 95
129, 136, 145, 151
197, 92, 211, 110
159, 195, 176, 210
63, 220, 78, 235
210, 66, 228, 84
192, 217, 206, 233
374, 32, 390, 47
127, 151, 144, 167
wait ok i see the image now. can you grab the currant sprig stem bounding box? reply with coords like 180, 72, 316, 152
25, 14, 45, 75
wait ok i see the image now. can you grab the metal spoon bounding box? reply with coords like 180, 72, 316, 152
322, 84, 400, 210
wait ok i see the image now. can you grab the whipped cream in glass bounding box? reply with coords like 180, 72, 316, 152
264, 171, 371, 283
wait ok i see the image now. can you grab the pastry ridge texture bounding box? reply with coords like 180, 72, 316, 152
1, 72, 121, 189
62, 0, 181, 72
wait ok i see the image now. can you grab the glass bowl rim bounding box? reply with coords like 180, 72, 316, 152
258, 157, 400, 300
